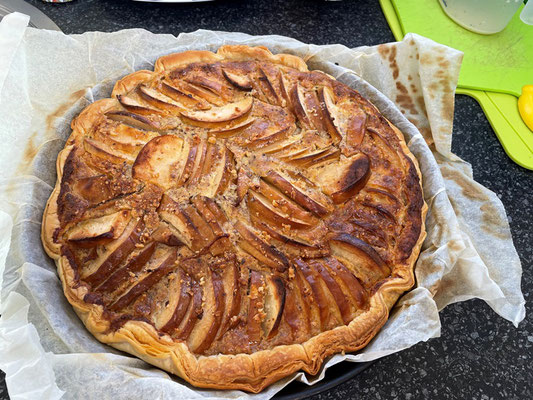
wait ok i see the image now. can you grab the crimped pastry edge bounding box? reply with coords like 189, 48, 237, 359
41, 44, 428, 393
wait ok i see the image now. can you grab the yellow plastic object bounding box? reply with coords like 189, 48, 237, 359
518, 85, 533, 132
379, 0, 533, 170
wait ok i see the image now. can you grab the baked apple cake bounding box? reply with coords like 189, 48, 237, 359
42, 45, 426, 392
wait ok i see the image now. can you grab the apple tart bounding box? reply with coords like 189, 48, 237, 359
42, 45, 427, 392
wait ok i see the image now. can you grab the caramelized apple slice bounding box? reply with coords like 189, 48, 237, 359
256, 67, 281, 106
160, 81, 211, 110
314, 153, 370, 204
234, 221, 289, 272
247, 270, 265, 344
251, 219, 328, 259
175, 80, 224, 106
221, 68, 253, 91
82, 218, 142, 287
160, 271, 192, 333
180, 97, 253, 123
138, 85, 184, 113
132, 135, 185, 189
311, 260, 352, 324
294, 259, 331, 330
108, 248, 178, 312
96, 242, 156, 293
152, 222, 184, 247
117, 94, 165, 117
209, 118, 255, 138
263, 171, 333, 217
177, 136, 200, 186
83, 138, 129, 164
66, 210, 129, 246
217, 259, 242, 338
282, 279, 303, 340
256, 179, 317, 225
236, 167, 255, 205
192, 268, 226, 353
176, 281, 203, 340
247, 191, 313, 230
329, 233, 390, 286
262, 276, 286, 339
322, 257, 367, 309
243, 126, 293, 150
289, 82, 311, 128
105, 111, 166, 132
317, 86, 342, 144
292, 264, 320, 335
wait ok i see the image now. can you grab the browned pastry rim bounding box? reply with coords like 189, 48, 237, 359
42, 45, 427, 392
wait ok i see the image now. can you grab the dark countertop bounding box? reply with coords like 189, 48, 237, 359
1, 1, 531, 399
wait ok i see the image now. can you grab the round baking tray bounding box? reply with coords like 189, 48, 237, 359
274, 361, 374, 399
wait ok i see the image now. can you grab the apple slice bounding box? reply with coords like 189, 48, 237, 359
261, 132, 304, 155
282, 279, 307, 341
151, 222, 183, 247
174, 80, 224, 106
66, 210, 129, 246
96, 242, 156, 294
110, 123, 158, 146
216, 147, 235, 196
304, 89, 327, 132
256, 67, 281, 106
294, 259, 331, 330
247, 270, 265, 344
263, 171, 333, 217
247, 191, 314, 230
186, 75, 225, 95
186, 138, 208, 187
285, 148, 332, 167
176, 136, 200, 186
105, 111, 166, 132
289, 82, 312, 128
317, 86, 342, 144
234, 221, 289, 272
322, 257, 367, 309
306, 147, 341, 166
117, 94, 165, 117
108, 248, 178, 312
176, 281, 203, 340
251, 219, 328, 259
256, 179, 317, 225
343, 110, 367, 155
311, 260, 352, 324
192, 268, 226, 353
138, 85, 184, 113
329, 233, 390, 286
132, 135, 185, 189
160, 271, 192, 333
190, 197, 231, 255
262, 275, 286, 339
236, 167, 255, 205
160, 81, 211, 110
243, 126, 293, 150
73, 174, 116, 205
82, 217, 143, 287
314, 153, 370, 204
217, 259, 242, 338
209, 118, 255, 138
180, 97, 253, 123
83, 138, 129, 164
221, 68, 253, 91
292, 264, 320, 335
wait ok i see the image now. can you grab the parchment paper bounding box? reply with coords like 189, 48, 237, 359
0, 12, 525, 400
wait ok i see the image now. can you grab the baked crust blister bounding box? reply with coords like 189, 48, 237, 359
41, 45, 427, 392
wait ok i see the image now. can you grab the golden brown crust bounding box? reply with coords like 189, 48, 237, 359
42, 45, 427, 393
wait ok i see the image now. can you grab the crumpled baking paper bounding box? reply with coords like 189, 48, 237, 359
0, 12, 525, 400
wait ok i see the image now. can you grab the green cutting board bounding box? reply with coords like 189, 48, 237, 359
380, 0, 533, 170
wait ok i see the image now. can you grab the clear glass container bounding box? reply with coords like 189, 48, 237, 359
439, 0, 523, 34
